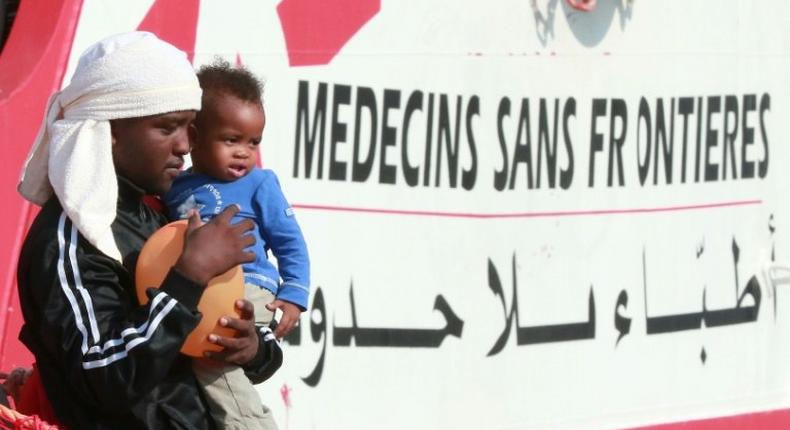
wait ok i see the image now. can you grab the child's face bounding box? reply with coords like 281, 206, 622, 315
191, 94, 265, 181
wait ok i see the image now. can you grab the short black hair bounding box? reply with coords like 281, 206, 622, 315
196, 58, 263, 105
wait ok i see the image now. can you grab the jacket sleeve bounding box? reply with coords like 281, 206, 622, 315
242, 325, 283, 384
23, 220, 205, 413
254, 170, 311, 310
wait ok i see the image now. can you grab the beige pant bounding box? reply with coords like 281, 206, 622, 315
192, 285, 279, 430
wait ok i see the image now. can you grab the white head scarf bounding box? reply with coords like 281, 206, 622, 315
18, 31, 201, 261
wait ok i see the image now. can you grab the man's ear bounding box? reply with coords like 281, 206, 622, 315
109, 120, 118, 146
188, 123, 198, 150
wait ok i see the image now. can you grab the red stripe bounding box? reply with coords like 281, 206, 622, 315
292, 199, 762, 219
627, 408, 790, 430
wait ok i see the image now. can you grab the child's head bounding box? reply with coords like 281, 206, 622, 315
191, 58, 265, 181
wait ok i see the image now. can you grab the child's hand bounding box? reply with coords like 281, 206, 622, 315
265, 299, 301, 338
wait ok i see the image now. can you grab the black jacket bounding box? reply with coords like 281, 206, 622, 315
17, 177, 281, 429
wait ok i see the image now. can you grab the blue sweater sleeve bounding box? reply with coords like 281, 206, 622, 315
254, 170, 311, 310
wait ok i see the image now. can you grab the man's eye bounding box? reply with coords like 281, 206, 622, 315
160, 126, 176, 135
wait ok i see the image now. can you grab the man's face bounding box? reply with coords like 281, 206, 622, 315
191, 95, 265, 182
111, 110, 196, 195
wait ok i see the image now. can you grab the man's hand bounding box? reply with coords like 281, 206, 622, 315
266, 299, 301, 339
203, 299, 260, 365
174, 205, 255, 285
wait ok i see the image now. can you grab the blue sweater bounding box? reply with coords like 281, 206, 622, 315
164, 168, 310, 309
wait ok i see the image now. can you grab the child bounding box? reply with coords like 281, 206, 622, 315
164, 59, 310, 430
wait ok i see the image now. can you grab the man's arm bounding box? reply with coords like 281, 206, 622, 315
21, 206, 255, 413
24, 232, 203, 411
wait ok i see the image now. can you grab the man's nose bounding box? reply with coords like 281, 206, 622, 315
173, 128, 190, 155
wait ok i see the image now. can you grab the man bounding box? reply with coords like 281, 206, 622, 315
15, 32, 280, 429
